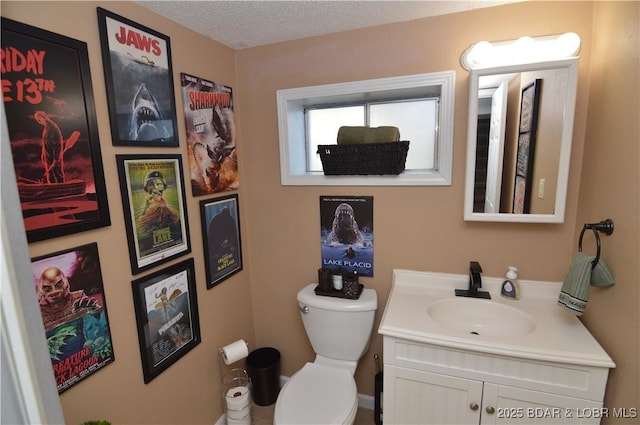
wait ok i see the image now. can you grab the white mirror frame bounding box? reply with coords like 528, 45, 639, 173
463, 58, 579, 223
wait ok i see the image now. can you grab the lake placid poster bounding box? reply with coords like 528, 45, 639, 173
320, 196, 374, 277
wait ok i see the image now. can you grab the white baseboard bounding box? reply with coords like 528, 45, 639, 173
215, 375, 373, 424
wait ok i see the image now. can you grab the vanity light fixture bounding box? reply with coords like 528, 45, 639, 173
461, 32, 581, 70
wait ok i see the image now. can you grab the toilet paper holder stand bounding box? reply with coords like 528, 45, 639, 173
219, 340, 252, 424
218, 340, 250, 383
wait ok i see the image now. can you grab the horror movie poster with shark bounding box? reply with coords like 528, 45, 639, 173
31, 243, 115, 393
180, 73, 239, 195
320, 196, 374, 277
1, 18, 111, 243
97, 8, 178, 146
132, 258, 201, 383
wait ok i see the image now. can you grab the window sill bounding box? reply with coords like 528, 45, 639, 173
280, 170, 450, 186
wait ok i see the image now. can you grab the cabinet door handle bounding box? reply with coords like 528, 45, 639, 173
486, 406, 495, 414
469, 403, 479, 411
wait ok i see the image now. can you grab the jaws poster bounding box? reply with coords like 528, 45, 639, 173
98, 8, 178, 146
180, 73, 239, 195
320, 196, 374, 277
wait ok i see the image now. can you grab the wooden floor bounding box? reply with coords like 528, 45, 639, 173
251, 403, 374, 425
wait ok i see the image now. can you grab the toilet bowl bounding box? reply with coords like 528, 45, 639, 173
273, 362, 358, 425
273, 284, 377, 425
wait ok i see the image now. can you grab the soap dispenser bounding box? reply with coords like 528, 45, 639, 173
501, 266, 521, 300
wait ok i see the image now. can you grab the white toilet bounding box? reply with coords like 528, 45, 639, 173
274, 283, 378, 425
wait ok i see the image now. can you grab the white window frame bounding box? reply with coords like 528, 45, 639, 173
276, 71, 455, 186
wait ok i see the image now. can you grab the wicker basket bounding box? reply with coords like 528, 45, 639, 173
317, 141, 410, 175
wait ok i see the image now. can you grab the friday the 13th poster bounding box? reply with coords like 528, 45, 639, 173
1, 18, 110, 242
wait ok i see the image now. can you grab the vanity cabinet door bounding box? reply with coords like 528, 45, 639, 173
482, 383, 602, 425
385, 365, 483, 425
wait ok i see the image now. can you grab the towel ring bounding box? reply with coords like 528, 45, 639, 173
578, 219, 614, 269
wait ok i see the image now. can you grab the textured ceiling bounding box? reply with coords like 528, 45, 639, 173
135, 1, 522, 50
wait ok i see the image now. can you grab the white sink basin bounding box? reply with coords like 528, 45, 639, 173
427, 297, 536, 337
379, 269, 616, 367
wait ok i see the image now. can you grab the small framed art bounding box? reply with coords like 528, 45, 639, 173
97, 8, 178, 146
116, 154, 191, 274
200, 194, 243, 289
132, 258, 200, 383
31, 242, 115, 393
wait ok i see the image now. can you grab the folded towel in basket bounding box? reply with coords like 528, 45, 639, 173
337, 126, 400, 145
558, 252, 615, 316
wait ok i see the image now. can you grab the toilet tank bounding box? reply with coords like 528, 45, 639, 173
297, 284, 377, 361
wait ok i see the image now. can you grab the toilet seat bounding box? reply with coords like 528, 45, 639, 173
274, 362, 358, 425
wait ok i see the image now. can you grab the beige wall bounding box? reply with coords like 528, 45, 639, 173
3, 2, 254, 424
3, 1, 638, 424
577, 2, 640, 423
236, 0, 597, 396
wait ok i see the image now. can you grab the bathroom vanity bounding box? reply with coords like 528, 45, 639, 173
378, 269, 615, 425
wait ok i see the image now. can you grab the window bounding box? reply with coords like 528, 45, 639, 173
277, 71, 455, 186
306, 98, 439, 172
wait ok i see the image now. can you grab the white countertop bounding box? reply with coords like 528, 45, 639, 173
378, 269, 615, 368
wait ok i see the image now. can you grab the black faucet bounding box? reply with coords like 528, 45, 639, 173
455, 261, 491, 299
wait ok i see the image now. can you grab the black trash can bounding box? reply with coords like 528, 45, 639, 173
246, 347, 281, 406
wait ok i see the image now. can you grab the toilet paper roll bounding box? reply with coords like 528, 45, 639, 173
226, 413, 251, 425
226, 404, 251, 420
221, 339, 249, 365
225, 385, 250, 410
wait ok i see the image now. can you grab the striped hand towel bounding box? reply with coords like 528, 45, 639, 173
558, 252, 614, 316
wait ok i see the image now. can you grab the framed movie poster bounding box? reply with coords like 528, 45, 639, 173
116, 154, 191, 274
512, 79, 542, 214
31, 243, 115, 393
132, 258, 201, 383
200, 194, 242, 289
320, 196, 374, 277
1, 18, 111, 243
97, 8, 178, 146
180, 73, 239, 195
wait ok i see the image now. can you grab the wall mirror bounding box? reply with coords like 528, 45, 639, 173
463, 58, 579, 223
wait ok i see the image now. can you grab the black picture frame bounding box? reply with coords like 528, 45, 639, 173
513, 79, 542, 214
132, 258, 200, 383
116, 154, 191, 275
97, 7, 178, 147
31, 242, 115, 394
200, 194, 243, 289
1, 18, 111, 242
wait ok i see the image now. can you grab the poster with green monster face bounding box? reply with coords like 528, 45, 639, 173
117, 154, 191, 275
31, 243, 115, 393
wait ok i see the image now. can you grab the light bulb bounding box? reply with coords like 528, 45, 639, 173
467, 41, 493, 66
554, 32, 581, 57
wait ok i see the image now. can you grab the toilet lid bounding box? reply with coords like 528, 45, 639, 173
275, 362, 357, 425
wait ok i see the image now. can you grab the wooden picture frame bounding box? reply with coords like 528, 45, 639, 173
97, 8, 178, 147
200, 194, 243, 289
116, 154, 191, 275
1, 18, 111, 242
132, 258, 200, 383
